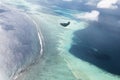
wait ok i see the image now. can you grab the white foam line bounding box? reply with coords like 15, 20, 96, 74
38, 32, 44, 55
11, 14, 45, 80
25, 14, 45, 56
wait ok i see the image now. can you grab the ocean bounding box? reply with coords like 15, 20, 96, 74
0, 0, 120, 80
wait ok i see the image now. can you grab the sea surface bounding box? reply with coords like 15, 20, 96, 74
0, 0, 120, 80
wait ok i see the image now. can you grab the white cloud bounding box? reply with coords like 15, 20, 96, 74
74, 10, 100, 21
62, 0, 72, 2
97, 0, 118, 9
85, 0, 99, 6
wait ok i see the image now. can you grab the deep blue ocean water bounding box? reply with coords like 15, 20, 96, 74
70, 21, 120, 75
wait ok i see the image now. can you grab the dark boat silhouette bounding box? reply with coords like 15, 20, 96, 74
60, 21, 70, 27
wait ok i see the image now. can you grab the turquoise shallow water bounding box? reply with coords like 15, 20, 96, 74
1, 0, 120, 80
